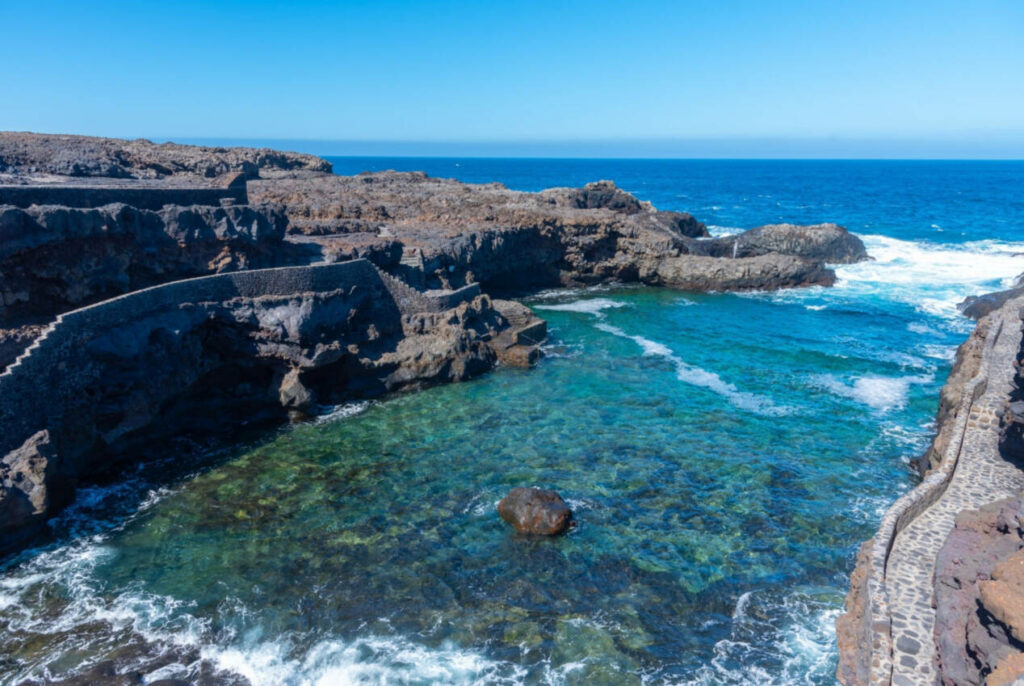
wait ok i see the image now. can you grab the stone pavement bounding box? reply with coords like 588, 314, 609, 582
885, 306, 1024, 685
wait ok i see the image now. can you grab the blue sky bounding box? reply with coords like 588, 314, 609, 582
2, 0, 1022, 157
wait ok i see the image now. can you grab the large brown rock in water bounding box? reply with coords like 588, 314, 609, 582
498, 487, 572, 535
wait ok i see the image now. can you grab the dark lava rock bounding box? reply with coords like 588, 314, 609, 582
498, 487, 573, 535
0, 132, 331, 179
701, 223, 869, 264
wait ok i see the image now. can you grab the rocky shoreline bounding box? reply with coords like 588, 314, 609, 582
0, 136, 867, 579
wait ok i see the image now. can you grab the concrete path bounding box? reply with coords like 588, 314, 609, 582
885, 310, 1024, 686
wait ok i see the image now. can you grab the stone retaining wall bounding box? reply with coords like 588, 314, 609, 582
0, 183, 247, 210
851, 301, 1020, 685
0, 261, 479, 460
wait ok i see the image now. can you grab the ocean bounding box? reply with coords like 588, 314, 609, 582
1, 159, 1023, 685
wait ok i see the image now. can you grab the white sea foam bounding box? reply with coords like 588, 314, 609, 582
918, 343, 958, 361
678, 591, 841, 686
534, 298, 628, 314
314, 401, 371, 425
907, 322, 940, 335
201, 634, 525, 686
815, 373, 932, 412
705, 225, 744, 237
593, 322, 789, 416
538, 343, 584, 359
2, 524, 522, 685
527, 283, 631, 301
833, 235, 1024, 320
734, 234, 1024, 331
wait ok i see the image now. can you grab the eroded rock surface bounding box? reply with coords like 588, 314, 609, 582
835, 539, 873, 686
249, 171, 863, 295
933, 497, 1024, 685
700, 223, 869, 263
913, 312, 993, 475
0, 202, 293, 327
0, 132, 330, 179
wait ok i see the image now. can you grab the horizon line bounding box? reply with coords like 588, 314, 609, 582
164, 135, 1024, 162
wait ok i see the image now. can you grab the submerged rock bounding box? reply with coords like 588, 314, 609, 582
498, 487, 573, 535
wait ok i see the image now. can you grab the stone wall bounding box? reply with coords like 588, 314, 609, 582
0, 260, 478, 460
839, 298, 1024, 685
0, 183, 247, 210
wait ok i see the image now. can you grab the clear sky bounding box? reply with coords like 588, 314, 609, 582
2, 0, 1023, 158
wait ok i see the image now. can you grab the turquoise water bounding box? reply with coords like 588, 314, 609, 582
2, 160, 1024, 684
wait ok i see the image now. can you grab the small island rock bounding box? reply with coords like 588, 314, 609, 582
498, 487, 572, 535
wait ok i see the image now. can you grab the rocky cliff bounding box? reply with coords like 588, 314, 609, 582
1, 140, 866, 366
0, 262, 543, 558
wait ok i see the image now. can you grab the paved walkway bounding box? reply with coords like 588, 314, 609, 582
885, 309, 1024, 685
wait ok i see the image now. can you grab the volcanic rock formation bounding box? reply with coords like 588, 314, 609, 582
0, 132, 867, 561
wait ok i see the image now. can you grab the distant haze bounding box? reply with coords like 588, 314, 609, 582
176, 136, 1024, 160
2, 0, 1022, 159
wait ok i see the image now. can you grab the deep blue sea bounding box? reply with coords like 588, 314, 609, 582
1, 160, 1023, 685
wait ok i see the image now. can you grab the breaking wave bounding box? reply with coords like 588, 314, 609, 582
814, 372, 933, 412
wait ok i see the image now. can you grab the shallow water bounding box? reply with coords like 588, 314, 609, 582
2, 160, 1023, 684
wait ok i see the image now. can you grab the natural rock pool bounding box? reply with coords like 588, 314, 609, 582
0, 283, 972, 684
2, 159, 1023, 684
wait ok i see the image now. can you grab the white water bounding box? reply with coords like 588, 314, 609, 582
677, 590, 841, 686
814, 372, 934, 413
731, 234, 1024, 331
537, 299, 789, 415
834, 235, 1024, 320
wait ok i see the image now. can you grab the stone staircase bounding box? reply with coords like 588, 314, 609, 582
0, 318, 60, 378
373, 266, 434, 313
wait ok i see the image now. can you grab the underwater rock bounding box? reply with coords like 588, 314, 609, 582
498, 487, 572, 535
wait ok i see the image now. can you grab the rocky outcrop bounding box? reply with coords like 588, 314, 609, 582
249, 172, 864, 295
961, 285, 1024, 320
699, 223, 869, 264
0, 262, 547, 558
0, 431, 72, 555
0, 132, 331, 179
641, 252, 835, 291
0, 201, 293, 328
498, 487, 573, 535
933, 497, 1024, 685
